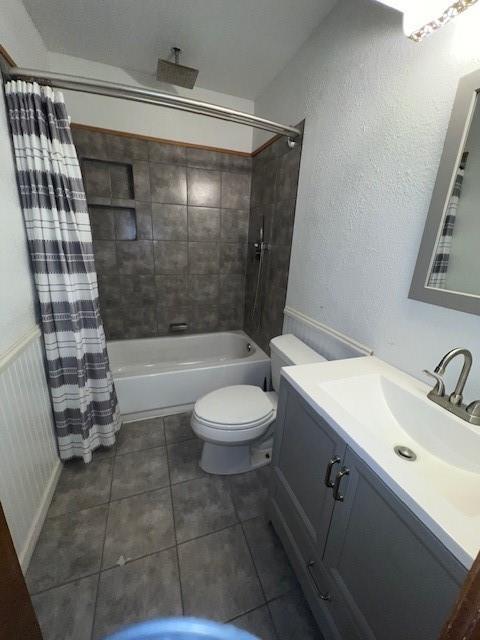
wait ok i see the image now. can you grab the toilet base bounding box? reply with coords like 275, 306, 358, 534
200, 438, 273, 475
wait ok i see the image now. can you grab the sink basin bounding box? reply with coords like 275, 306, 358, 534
319, 373, 480, 474
280, 355, 480, 568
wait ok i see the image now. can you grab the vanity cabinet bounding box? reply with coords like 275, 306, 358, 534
269, 380, 467, 640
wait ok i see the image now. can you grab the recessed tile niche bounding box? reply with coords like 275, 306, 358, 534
89, 206, 137, 241
83, 158, 134, 200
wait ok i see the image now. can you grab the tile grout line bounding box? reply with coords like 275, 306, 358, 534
115, 441, 167, 458
226, 471, 281, 639
90, 451, 116, 640
28, 568, 102, 598
176, 513, 245, 549
49, 434, 197, 519
225, 476, 270, 616
225, 601, 281, 635
28, 531, 296, 603
237, 523, 280, 640
100, 541, 178, 573
164, 422, 186, 616
49, 477, 174, 519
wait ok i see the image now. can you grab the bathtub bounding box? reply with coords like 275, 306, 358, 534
107, 330, 270, 419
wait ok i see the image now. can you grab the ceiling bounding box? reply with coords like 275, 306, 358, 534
22, 0, 337, 99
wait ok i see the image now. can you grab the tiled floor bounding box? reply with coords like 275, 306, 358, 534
27, 412, 322, 640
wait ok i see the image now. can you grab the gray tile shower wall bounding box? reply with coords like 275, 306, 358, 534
244, 124, 304, 353
72, 127, 252, 339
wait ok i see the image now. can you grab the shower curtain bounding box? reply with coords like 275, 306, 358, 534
428, 153, 468, 289
5, 80, 121, 462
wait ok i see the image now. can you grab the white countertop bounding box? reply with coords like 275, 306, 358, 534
281, 356, 480, 569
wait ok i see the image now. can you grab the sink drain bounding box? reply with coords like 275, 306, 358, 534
394, 445, 417, 461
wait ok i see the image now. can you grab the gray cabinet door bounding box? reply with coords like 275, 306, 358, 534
270, 380, 346, 560
323, 448, 466, 640
269, 380, 351, 639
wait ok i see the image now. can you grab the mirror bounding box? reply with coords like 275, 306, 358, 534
410, 69, 480, 315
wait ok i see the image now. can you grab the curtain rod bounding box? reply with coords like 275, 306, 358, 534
4, 67, 301, 142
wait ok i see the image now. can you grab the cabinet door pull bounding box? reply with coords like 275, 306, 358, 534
306, 560, 331, 601
324, 456, 341, 488
333, 466, 350, 501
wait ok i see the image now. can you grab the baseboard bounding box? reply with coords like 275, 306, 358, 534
19, 459, 62, 573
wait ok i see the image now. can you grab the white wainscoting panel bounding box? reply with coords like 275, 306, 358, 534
283, 306, 373, 361
0, 326, 60, 571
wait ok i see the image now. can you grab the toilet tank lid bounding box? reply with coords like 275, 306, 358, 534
270, 334, 326, 365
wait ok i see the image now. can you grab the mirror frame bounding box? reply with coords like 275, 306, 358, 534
409, 68, 480, 316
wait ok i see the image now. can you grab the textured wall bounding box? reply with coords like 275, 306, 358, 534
254, 0, 480, 397
73, 128, 251, 339
0, 0, 48, 67
245, 131, 303, 352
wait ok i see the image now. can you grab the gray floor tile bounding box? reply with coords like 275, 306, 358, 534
228, 466, 271, 521
102, 487, 175, 569
168, 438, 206, 484
164, 411, 195, 443
92, 444, 116, 460
27, 506, 107, 593
229, 605, 278, 640
48, 458, 113, 517
111, 446, 169, 500
268, 588, 322, 640
93, 548, 182, 639
243, 516, 297, 601
116, 417, 165, 455
172, 476, 237, 543
178, 524, 264, 621
31, 575, 97, 640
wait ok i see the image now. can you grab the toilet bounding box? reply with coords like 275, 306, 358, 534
191, 334, 326, 475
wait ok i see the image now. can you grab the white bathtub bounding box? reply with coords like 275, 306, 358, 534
107, 330, 270, 419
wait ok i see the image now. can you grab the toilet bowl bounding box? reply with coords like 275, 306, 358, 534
191, 334, 326, 474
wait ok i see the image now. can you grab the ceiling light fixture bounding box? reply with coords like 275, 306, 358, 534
404, 0, 479, 42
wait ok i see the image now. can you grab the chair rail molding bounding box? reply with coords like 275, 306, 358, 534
0, 324, 41, 372
283, 306, 373, 360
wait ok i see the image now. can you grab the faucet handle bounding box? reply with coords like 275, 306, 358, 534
423, 370, 445, 397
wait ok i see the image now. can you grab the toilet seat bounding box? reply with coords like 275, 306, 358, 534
192, 385, 276, 445
194, 385, 275, 428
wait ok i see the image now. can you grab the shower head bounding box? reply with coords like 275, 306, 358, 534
156, 47, 199, 89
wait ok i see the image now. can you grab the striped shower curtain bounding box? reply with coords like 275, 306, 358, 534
5, 80, 121, 462
428, 153, 468, 289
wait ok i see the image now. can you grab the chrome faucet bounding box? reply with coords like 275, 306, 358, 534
434, 348, 472, 405
424, 348, 480, 425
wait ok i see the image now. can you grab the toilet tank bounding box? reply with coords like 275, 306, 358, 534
270, 334, 326, 392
